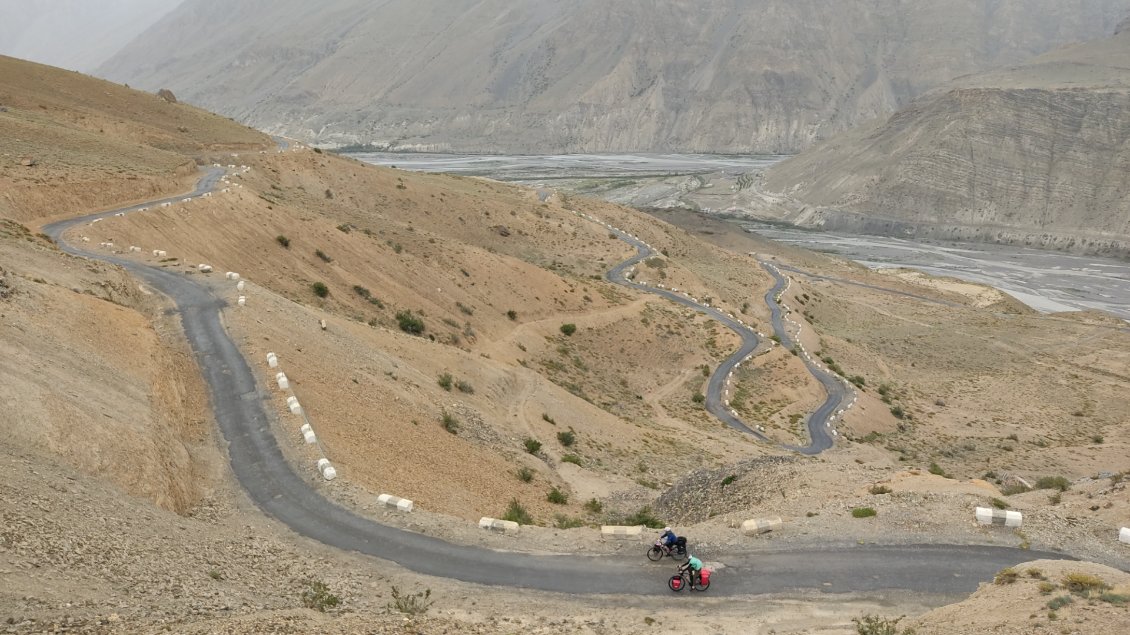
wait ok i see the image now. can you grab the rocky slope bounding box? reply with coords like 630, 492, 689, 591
94, 0, 1130, 153
762, 22, 1130, 256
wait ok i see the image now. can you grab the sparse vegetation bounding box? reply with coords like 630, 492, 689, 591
276, 235, 290, 248
560, 323, 577, 336
622, 507, 665, 529
990, 498, 1010, 510
516, 467, 534, 483
927, 462, 948, 477
542, 413, 556, 425
869, 484, 892, 495
584, 498, 603, 514
547, 487, 569, 504
692, 392, 705, 404
851, 614, 905, 635
301, 579, 340, 612
890, 405, 906, 419
561, 454, 582, 466
502, 499, 533, 524
721, 475, 737, 487
1046, 595, 1073, 610
437, 373, 453, 391
1035, 476, 1071, 492
557, 430, 576, 447
315, 249, 333, 263
396, 310, 425, 334
506, 309, 518, 320
456, 380, 474, 394
1061, 572, 1109, 595
440, 410, 459, 434
851, 507, 877, 518
524, 438, 542, 454
554, 514, 585, 529
387, 585, 433, 616
311, 281, 329, 298
994, 568, 1020, 585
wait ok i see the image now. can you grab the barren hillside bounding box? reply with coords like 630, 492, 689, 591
762, 22, 1130, 255
95, 0, 1130, 153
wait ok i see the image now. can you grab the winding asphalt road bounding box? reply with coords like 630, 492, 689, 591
41, 168, 1071, 597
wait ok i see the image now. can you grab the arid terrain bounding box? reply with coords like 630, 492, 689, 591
1, 55, 1128, 634
94, 0, 1130, 153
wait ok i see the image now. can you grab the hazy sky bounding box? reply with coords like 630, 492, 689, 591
0, 0, 184, 71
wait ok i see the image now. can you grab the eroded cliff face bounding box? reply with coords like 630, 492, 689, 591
764, 29, 1130, 256
94, 0, 1130, 153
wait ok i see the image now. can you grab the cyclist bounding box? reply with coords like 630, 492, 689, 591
679, 553, 704, 585
659, 527, 679, 554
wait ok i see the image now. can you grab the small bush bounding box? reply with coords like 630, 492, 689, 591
851, 614, 903, 635
561, 454, 582, 466
542, 413, 556, 425
584, 498, 603, 514
276, 235, 290, 248
1037, 581, 1057, 594
506, 309, 518, 321
851, 507, 877, 518
301, 580, 340, 612
622, 507, 665, 529
1046, 595, 1073, 610
692, 392, 705, 404
440, 411, 459, 434
1099, 592, 1129, 605
437, 373, 453, 391
502, 499, 533, 524
890, 406, 906, 419
388, 586, 433, 615
721, 475, 737, 487
516, 467, 534, 483
396, 310, 425, 334
554, 514, 584, 529
311, 281, 329, 298
1091, 435, 1104, 444
1062, 572, 1109, 595
1035, 476, 1071, 492
547, 487, 568, 504
207, 570, 223, 580
1048, 492, 1061, 505
994, 568, 1019, 585
353, 285, 372, 299
1027, 567, 1045, 579
927, 462, 947, 477
315, 249, 332, 263
869, 484, 892, 495
455, 380, 474, 394
1000, 484, 1030, 496
560, 323, 577, 336
990, 498, 1010, 510
557, 430, 576, 447
524, 438, 542, 454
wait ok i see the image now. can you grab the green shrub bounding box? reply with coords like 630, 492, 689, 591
440, 411, 459, 434
437, 373, 453, 391
622, 507, 665, 529
557, 430, 576, 447
524, 438, 542, 454
990, 498, 1010, 510
554, 514, 585, 529
506, 310, 518, 321
851, 507, 877, 518
560, 323, 577, 336
994, 568, 1019, 585
928, 462, 947, 477
396, 310, 425, 334
547, 487, 568, 504
561, 454, 582, 466
542, 413, 556, 424
692, 392, 705, 404
584, 498, 603, 514
1099, 592, 1129, 605
851, 615, 903, 635
1062, 572, 1109, 595
1035, 476, 1071, 492
890, 406, 906, 419
315, 249, 332, 263
276, 235, 290, 248
516, 467, 534, 483
311, 282, 329, 298
869, 484, 892, 495
721, 475, 737, 487
388, 586, 433, 615
1037, 581, 1056, 594
455, 380, 474, 394
301, 580, 340, 612
1046, 595, 1073, 610
502, 499, 533, 524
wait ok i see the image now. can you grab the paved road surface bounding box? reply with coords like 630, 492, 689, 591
41, 169, 1072, 597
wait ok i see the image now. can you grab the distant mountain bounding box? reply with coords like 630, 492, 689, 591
0, 0, 183, 72
96, 0, 1130, 153
762, 21, 1130, 257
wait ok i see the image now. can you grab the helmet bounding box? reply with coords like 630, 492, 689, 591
663, 526, 671, 532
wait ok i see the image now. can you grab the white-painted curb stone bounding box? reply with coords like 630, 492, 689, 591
225, 272, 240, 280
600, 525, 644, 540
287, 396, 302, 415
237, 295, 246, 307
275, 372, 289, 390
1120, 527, 1129, 544
317, 458, 336, 481
479, 517, 519, 532
741, 517, 783, 536
267, 352, 278, 368
377, 494, 414, 512
975, 507, 1023, 527
300, 424, 316, 444
197, 264, 212, 272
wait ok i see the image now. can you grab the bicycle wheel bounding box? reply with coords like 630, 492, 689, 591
668, 574, 685, 592
694, 575, 711, 592
647, 546, 664, 562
